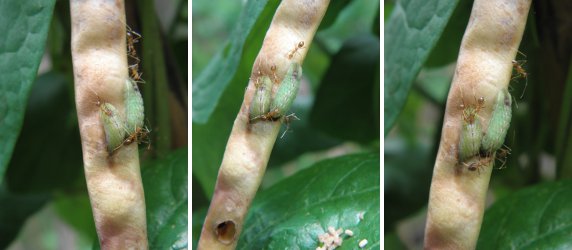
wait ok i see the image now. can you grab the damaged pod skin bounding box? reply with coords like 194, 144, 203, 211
249, 76, 273, 120
269, 62, 302, 119
124, 78, 144, 134
99, 102, 126, 153
459, 107, 482, 161
481, 89, 512, 154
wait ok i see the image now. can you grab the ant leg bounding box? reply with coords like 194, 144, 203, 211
279, 113, 300, 139
519, 74, 528, 99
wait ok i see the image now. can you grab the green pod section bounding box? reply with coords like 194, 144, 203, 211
269, 62, 302, 119
481, 89, 512, 154
100, 102, 126, 153
459, 117, 482, 161
124, 78, 144, 134
249, 76, 273, 120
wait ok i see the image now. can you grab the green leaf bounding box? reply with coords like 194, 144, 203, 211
384, 142, 432, 231
140, 0, 173, 157
93, 238, 100, 250
192, 87, 237, 198
0, 185, 50, 248
173, 39, 189, 84
143, 148, 188, 249
556, 56, 572, 178
191, 0, 242, 75
0, 0, 56, 185
192, 175, 209, 210
424, 0, 473, 68
192, 207, 207, 250
390, 90, 429, 144
310, 34, 380, 144
414, 66, 454, 106
192, 1, 280, 197
385, 2, 394, 20
238, 153, 380, 249
317, 0, 352, 31
317, 0, 379, 54
478, 180, 572, 249
384, 232, 407, 250
53, 192, 96, 241
5, 72, 83, 193
373, 8, 380, 37
297, 38, 331, 91
384, 0, 460, 134
192, 0, 276, 123
373, 61, 380, 128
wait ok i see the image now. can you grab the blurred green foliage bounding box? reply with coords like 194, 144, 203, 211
238, 153, 380, 249
1, 0, 188, 249
192, 0, 380, 248
478, 181, 572, 249
192, 0, 243, 75
0, 0, 56, 187
385, 0, 572, 248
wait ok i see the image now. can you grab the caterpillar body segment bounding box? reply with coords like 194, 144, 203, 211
268, 62, 302, 119
249, 76, 273, 121
99, 102, 127, 154
124, 78, 144, 135
481, 89, 512, 155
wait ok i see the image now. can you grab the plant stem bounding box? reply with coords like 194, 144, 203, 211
424, 0, 531, 249
197, 0, 330, 249
70, 0, 148, 248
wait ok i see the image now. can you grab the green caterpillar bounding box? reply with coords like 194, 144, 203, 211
249, 76, 273, 121
99, 102, 126, 153
481, 89, 512, 154
459, 106, 483, 161
124, 78, 144, 134
99, 78, 146, 154
268, 62, 302, 119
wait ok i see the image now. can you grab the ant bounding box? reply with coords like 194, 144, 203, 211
495, 146, 511, 169
280, 113, 300, 139
463, 157, 491, 174
465, 161, 481, 173
462, 96, 485, 124
113, 126, 151, 152
249, 69, 263, 85
87, 85, 105, 110
457, 86, 485, 162
287, 41, 305, 60
250, 109, 281, 122
511, 51, 528, 99
126, 26, 144, 83
458, 85, 485, 125
270, 65, 278, 83
126, 26, 141, 60
250, 110, 300, 139
495, 130, 514, 169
